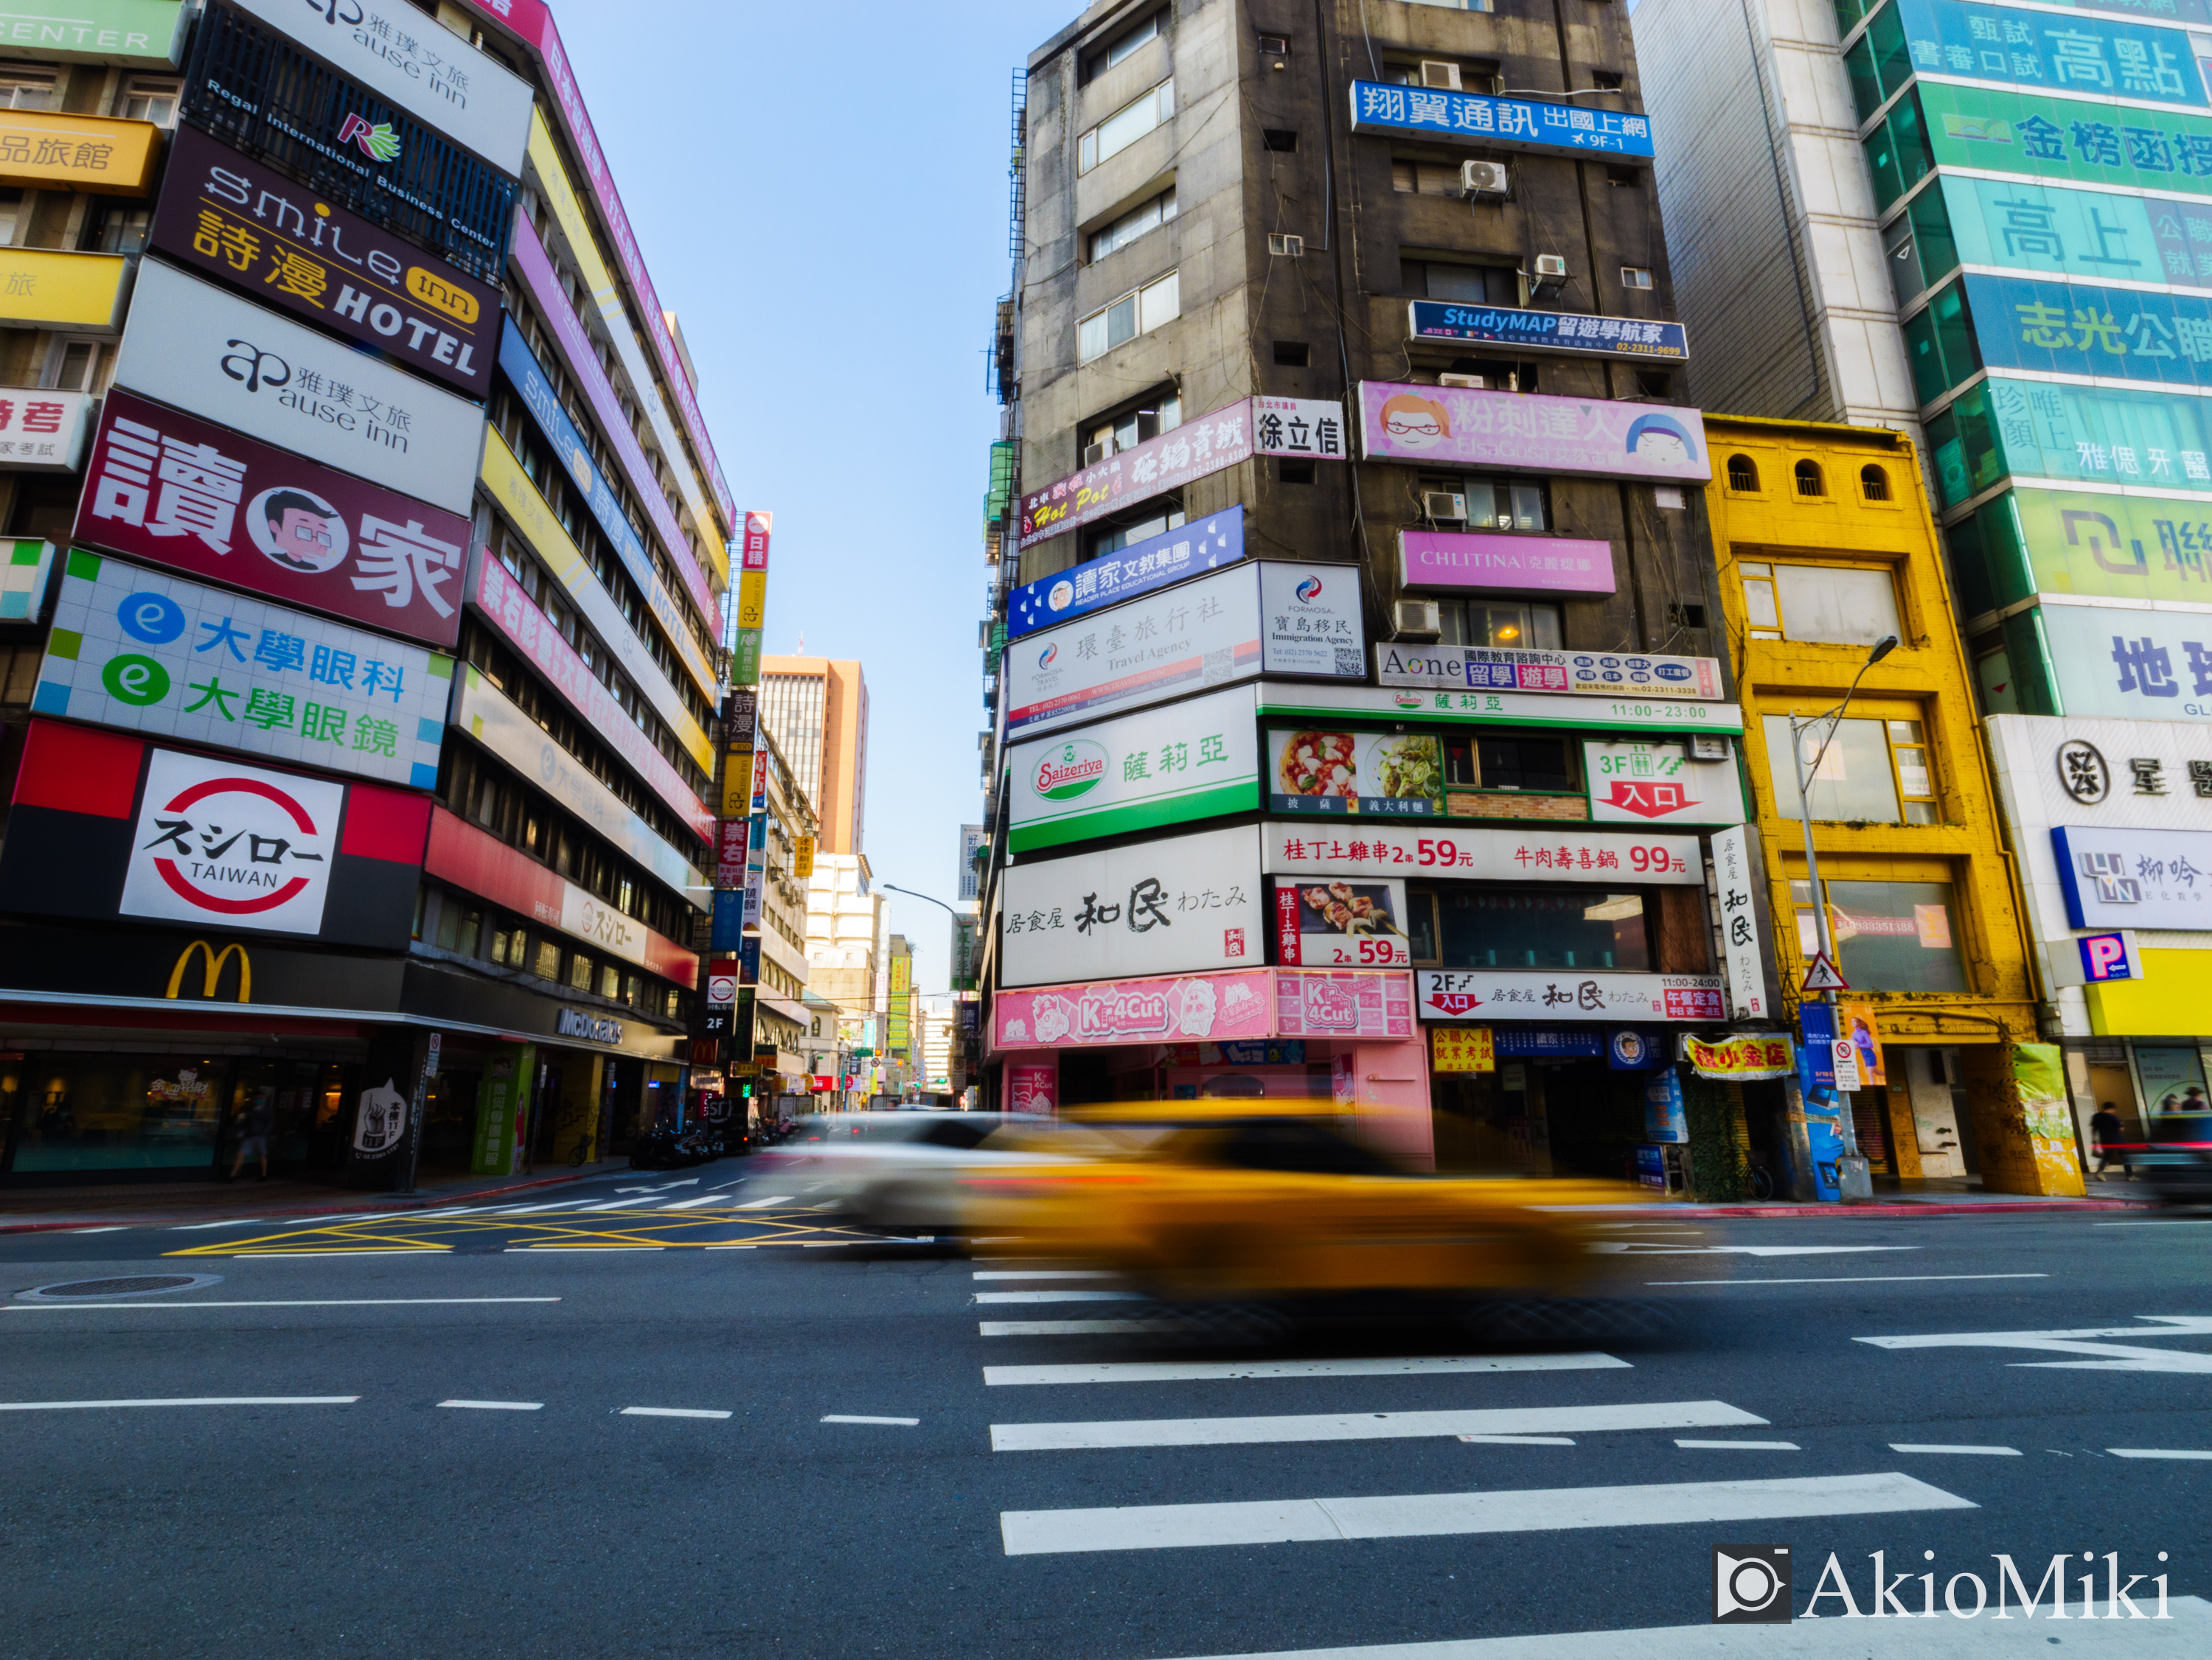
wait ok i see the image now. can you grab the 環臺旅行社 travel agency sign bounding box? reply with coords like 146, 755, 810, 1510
1009, 684, 1262, 854
1407, 301, 1686, 363
1348, 80, 1653, 160
147, 126, 497, 400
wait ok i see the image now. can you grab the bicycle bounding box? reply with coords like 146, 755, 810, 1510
566, 1122, 598, 1168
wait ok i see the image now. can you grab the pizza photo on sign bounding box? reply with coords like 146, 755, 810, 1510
1276, 730, 1357, 808
1270, 730, 1442, 816
1273, 879, 1411, 966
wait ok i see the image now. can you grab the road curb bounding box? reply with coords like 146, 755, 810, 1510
1587, 1198, 2152, 1218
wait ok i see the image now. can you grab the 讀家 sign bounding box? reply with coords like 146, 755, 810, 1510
1007, 507, 1243, 640
1347, 80, 1655, 159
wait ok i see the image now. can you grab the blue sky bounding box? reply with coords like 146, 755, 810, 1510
554, 1, 1071, 1002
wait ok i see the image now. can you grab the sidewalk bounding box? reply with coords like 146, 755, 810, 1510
1556, 1187, 2154, 1219
0, 1158, 663, 1235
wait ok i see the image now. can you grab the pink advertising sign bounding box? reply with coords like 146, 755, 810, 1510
1006, 1062, 1059, 1115
1018, 402, 1254, 552
992, 969, 1414, 1050
1399, 530, 1616, 596
1276, 971, 1416, 1039
1359, 382, 1711, 482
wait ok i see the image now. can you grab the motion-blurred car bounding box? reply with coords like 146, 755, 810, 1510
958, 1106, 1644, 1317
751, 1111, 1060, 1230
2138, 1111, 2212, 1203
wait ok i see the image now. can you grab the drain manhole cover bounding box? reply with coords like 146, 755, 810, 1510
17, 1274, 223, 1302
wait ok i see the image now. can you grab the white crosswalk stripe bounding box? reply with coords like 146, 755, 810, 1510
973, 1289, 1148, 1305
983, 1353, 1629, 1387
989, 1400, 1767, 1452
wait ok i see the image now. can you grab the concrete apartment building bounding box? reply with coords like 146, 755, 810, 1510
751, 727, 817, 1090
759, 656, 869, 855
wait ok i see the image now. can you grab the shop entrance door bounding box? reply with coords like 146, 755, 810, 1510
1904, 1048, 1964, 1178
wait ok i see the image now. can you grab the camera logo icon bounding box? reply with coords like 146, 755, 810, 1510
1714, 1545, 1792, 1624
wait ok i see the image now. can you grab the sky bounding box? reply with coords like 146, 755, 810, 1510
550, 0, 1073, 1005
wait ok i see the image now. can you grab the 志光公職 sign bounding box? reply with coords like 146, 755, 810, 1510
221, 0, 535, 174
1417, 969, 1725, 1023
32, 551, 448, 789
114, 261, 485, 515
1348, 80, 1653, 158
1001, 823, 1265, 987
1008, 506, 1243, 639
1262, 820, 1703, 883
1358, 381, 1711, 481
1894, 0, 2205, 112
1009, 683, 1261, 854
76, 388, 470, 649
148, 126, 498, 400
1408, 301, 1686, 360
0, 0, 185, 63
1966, 271, 2212, 392
1400, 530, 1617, 596
1374, 642, 1723, 698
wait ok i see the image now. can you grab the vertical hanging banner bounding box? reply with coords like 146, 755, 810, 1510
731, 512, 770, 686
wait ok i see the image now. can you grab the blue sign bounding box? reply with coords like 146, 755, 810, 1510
1897, 0, 2206, 110
1632, 1144, 1668, 1190
739, 935, 762, 986
1798, 1003, 1837, 1092
1408, 300, 1688, 361
1644, 1072, 1687, 1143
1490, 1027, 1606, 1060
1608, 1028, 1663, 1070
1965, 271, 2212, 390
711, 889, 744, 950
1804, 1117, 1845, 1202
1212, 1040, 1307, 1064
498, 321, 704, 678
1006, 506, 1244, 639
1348, 80, 1655, 159
1955, 376, 2212, 503
2077, 930, 2142, 981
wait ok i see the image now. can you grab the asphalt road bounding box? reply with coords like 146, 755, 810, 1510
3, 1169, 2209, 1659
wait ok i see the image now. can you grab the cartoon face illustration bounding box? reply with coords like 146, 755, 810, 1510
248, 487, 350, 574
1378, 393, 1450, 451
1624, 412, 1697, 470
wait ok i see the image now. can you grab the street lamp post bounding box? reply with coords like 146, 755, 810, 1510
1787, 632, 1899, 1162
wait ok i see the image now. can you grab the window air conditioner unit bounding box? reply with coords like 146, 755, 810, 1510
1082, 440, 1110, 465
1439, 372, 1486, 389
1458, 159, 1509, 198
1268, 232, 1304, 257
1423, 491, 1469, 523
1259, 34, 1290, 55
1532, 254, 1568, 281
1394, 599, 1443, 641
1419, 60, 1462, 91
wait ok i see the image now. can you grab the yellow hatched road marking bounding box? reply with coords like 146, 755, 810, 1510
166, 1208, 884, 1258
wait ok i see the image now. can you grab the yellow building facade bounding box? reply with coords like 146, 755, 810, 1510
1701, 416, 2079, 1196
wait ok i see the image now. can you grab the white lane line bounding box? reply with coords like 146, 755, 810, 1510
973, 1270, 1117, 1280
706, 1244, 759, 1250
621, 1406, 731, 1420
484, 1202, 589, 1215
62, 1225, 130, 1234
1144, 1598, 2212, 1657
1674, 1439, 1801, 1451
229, 1249, 451, 1258
439, 1400, 542, 1411
0, 1396, 359, 1412
1458, 1434, 1575, 1445
1650, 1273, 2051, 1286
735, 1195, 793, 1209
2096, 1220, 2212, 1226
990, 1400, 1767, 1453
1000, 1471, 1975, 1556
984, 1353, 1630, 1387
981, 1319, 1180, 1337
512, 1246, 665, 1252
170, 1220, 254, 1230
1591, 1244, 1919, 1258
1889, 1443, 2022, 1456
576, 1198, 658, 1213
823, 1415, 920, 1426
6, 1298, 560, 1311
2108, 1447, 2212, 1460
975, 1290, 1148, 1305
660, 1196, 728, 1210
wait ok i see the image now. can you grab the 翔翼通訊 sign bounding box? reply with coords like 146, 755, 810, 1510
1348, 80, 1654, 159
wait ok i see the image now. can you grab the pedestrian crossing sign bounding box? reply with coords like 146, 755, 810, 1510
1801, 952, 1848, 992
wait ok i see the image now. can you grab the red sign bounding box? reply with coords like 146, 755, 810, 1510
74, 388, 468, 649
1601, 780, 1694, 820
1007, 1061, 1057, 1114
1663, 986, 1728, 1019
742, 511, 771, 571
707, 958, 738, 1006
1273, 887, 1303, 966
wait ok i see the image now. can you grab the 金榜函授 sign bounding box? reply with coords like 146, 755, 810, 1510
1584, 739, 1745, 826
114, 261, 484, 515
218, 0, 535, 175
75, 388, 470, 648
1416, 969, 1725, 1023
1008, 683, 1261, 853
0, 387, 94, 472
30, 551, 450, 789
1966, 271, 2212, 392
452, 665, 707, 904
1952, 378, 2212, 506
2052, 824, 2212, 929
1007, 506, 1242, 638
148, 126, 498, 400
0, 1, 186, 64
1406, 301, 1686, 360
1262, 820, 1701, 882
1017, 398, 1343, 552
1375, 642, 1723, 698
2037, 601, 2212, 721
181, 3, 518, 282
1267, 728, 1443, 818
1004, 560, 1362, 739
0, 722, 428, 948
999, 823, 1265, 988
1916, 80, 2212, 204
1400, 530, 1616, 596
1347, 80, 1653, 158
1358, 381, 1711, 481
1893, 0, 2205, 111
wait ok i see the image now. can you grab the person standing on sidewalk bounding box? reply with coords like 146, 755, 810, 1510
2090, 1101, 2129, 1181
228, 1091, 276, 1183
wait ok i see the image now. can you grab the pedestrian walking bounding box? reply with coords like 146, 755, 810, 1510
229, 1091, 276, 1182
2090, 1101, 2129, 1181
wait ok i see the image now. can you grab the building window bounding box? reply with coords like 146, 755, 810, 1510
1391, 158, 1463, 195
568, 952, 594, 992
534, 939, 563, 981
1433, 886, 1651, 970
88, 202, 151, 255
48, 338, 110, 394
1085, 390, 1180, 461
1091, 9, 1161, 75
0, 69, 53, 110
1381, 57, 1499, 89
118, 75, 178, 125
1739, 561, 1901, 646
1086, 501, 1185, 560
1435, 599, 1563, 653
435, 903, 484, 958
1405, 0, 1493, 10
1273, 340, 1310, 367
1422, 474, 1548, 531
1444, 731, 1578, 792
1078, 78, 1175, 174
1077, 270, 1178, 360
1860, 464, 1891, 501
1621, 265, 1653, 289
1764, 714, 1937, 824
490, 926, 523, 967
1795, 459, 1826, 497
1088, 188, 1178, 261
1792, 878, 1967, 994
1726, 454, 1759, 492
1402, 259, 1520, 306
1262, 128, 1298, 152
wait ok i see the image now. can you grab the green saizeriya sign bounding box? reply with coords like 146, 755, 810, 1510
2006, 486, 2212, 604
0, 1, 184, 64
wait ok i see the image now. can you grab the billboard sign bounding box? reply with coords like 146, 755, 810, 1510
1348, 80, 1655, 158
1584, 739, 1745, 825
2039, 601, 2212, 721
1007, 506, 1242, 638
30, 550, 449, 789
1893, 0, 2205, 111
1273, 877, 1411, 967
1710, 824, 1771, 1022
0, 1, 187, 64
992, 966, 1413, 1048
1375, 641, 1724, 698
0, 387, 95, 472
1964, 378, 2212, 506
1262, 820, 1703, 883
2052, 824, 2212, 928
1416, 969, 1725, 1022
2009, 487, 2212, 607
1407, 300, 1685, 360
1399, 529, 1616, 596
114, 261, 484, 515
1000, 823, 1265, 987
1965, 271, 2212, 393
1267, 728, 1443, 817
76, 388, 470, 648
147, 125, 498, 401
1258, 562, 1365, 678
1009, 684, 1262, 854
1916, 80, 2212, 206
1358, 380, 1711, 481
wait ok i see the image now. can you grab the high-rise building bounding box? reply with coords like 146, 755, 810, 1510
759, 656, 869, 854
0, 0, 737, 1191
1637, 0, 2212, 1142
